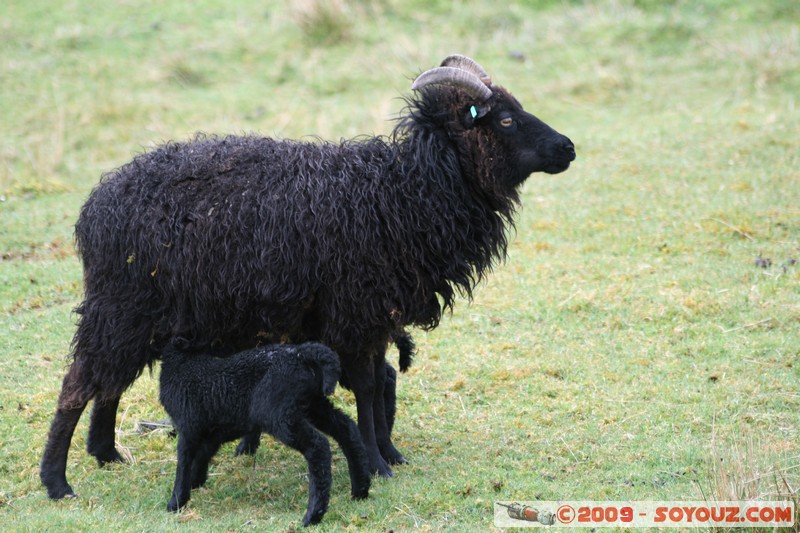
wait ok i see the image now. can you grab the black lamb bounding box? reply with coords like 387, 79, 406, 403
236, 330, 415, 457
159, 338, 370, 526
40, 54, 575, 499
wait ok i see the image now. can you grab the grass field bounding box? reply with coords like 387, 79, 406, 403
2, 0, 799, 531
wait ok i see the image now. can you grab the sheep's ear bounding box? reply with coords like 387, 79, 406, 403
464, 104, 490, 129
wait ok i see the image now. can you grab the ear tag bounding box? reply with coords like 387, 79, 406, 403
470, 105, 478, 119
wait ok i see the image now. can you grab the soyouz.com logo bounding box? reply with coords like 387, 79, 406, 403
494, 501, 796, 528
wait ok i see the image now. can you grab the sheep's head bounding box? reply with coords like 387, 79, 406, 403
411, 54, 575, 206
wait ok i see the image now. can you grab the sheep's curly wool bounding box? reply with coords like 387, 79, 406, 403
68, 88, 512, 404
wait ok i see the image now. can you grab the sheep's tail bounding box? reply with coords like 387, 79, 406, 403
392, 331, 415, 373
300, 344, 341, 396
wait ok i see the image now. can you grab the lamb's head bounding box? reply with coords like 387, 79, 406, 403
410, 54, 575, 207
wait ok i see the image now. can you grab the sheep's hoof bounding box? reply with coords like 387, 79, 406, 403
385, 450, 408, 465
95, 449, 126, 467
41, 472, 77, 500
371, 452, 395, 477
376, 463, 393, 478
47, 487, 77, 500
379, 441, 407, 466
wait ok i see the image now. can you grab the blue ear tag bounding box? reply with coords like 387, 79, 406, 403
470, 105, 478, 119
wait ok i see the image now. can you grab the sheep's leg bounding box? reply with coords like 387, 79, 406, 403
40, 408, 85, 499
341, 355, 393, 477
371, 355, 406, 466
168, 434, 198, 512
40, 363, 92, 499
338, 362, 399, 440
308, 397, 370, 499
382, 362, 408, 464
384, 363, 397, 436
42, 297, 150, 500
86, 396, 124, 466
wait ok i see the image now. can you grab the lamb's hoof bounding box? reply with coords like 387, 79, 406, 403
235, 432, 261, 456
235, 439, 258, 456
351, 487, 370, 500
302, 507, 326, 526
166, 497, 182, 513
352, 470, 371, 499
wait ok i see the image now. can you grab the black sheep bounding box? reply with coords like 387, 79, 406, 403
159, 339, 370, 526
40, 54, 575, 498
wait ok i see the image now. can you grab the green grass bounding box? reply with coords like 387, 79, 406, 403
2, 0, 799, 530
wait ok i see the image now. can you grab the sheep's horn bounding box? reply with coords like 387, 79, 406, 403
411, 66, 493, 102
441, 54, 492, 86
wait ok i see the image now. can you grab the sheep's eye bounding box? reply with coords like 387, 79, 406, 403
500, 117, 514, 127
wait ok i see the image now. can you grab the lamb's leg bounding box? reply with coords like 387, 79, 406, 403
168, 434, 198, 512
190, 437, 224, 489
309, 397, 371, 499
268, 417, 332, 526
241, 360, 403, 466
341, 354, 392, 477
235, 430, 261, 456
86, 396, 124, 466
40, 364, 92, 499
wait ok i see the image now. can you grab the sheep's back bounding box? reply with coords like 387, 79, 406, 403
76, 134, 410, 351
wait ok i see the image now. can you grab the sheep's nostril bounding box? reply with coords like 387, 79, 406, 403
561, 139, 576, 160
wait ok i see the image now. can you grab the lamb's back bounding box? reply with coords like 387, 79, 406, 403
159, 347, 276, 429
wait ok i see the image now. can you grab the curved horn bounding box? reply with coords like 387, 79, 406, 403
441, 54, 491, 85
411, 66, 493, 102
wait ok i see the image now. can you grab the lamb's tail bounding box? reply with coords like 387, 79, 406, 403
299, 344, 341, 396
392, 331, 415, 373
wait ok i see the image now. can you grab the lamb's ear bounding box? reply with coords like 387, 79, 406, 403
464, 104, 490, 129
319, 353, 340, 396
301, 350, 340, 396
309, 361, 338, 396
171, 337, 191, 351
322, 372, 338, 396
